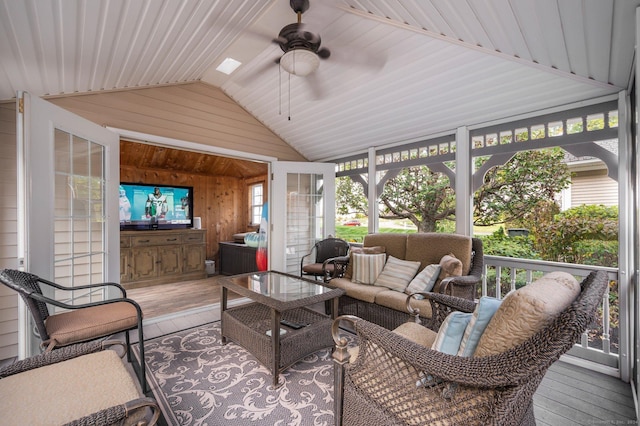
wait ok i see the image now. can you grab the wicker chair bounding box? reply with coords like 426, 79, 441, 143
300, 237, 350, 281
0, 269, 147, 391
331, 270, 609, 426
0, 340, 159, 425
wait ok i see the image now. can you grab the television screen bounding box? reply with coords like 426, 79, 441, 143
119, 182, 193, 230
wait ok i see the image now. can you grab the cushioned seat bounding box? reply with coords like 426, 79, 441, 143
375, 290, 433, 318
0, 341, 159, 425
45, 302, 139, 347
0, 269, 147, 391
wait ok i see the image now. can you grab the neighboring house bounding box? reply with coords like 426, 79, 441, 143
562, 140, 619, 209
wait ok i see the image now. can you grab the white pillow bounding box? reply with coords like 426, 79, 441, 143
405, 264, 441, 298
351, 253, 386, 285
374, 256, 421, 292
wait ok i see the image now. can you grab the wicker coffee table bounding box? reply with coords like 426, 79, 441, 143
220, 271, 345, 387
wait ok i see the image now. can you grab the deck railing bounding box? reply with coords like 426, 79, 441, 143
483, 255, 619, 370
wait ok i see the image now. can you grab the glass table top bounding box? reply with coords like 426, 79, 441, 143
225, 271, 335, 303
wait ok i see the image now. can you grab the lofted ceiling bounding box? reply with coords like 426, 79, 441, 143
1, 0, 637, 162
120, 140, 268, 179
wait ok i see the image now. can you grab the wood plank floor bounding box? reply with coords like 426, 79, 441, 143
129, 277, 637, 425
126, 275, 240, 318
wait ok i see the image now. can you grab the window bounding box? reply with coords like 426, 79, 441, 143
250, 183, 264, 225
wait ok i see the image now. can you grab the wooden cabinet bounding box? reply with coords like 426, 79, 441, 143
219, 242, 258, 275
120, 229, 207, 288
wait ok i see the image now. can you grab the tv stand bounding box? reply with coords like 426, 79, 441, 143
120, 229, 207, 289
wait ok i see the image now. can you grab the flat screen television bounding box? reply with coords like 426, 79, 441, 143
119, 182, 193, 230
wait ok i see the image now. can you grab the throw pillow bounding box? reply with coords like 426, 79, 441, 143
457, 296, 502, 357
405, 264, 441, 298
344, 246, 386, 279
431, 311, 473, 355
438, 253, 463, 281
374, 256, 421, 292
351, 253, 386, 285
474, 271, 580, 357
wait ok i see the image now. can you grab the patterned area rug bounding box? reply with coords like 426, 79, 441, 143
136, 322, 342, 425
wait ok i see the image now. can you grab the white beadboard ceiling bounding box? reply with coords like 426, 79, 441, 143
0, 0, 637, 161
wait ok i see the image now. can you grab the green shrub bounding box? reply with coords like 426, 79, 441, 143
480, 228, 539, 259
534, 204, 618, 266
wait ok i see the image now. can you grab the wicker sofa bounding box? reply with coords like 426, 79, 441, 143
331, 270, 609, 425
326, 233, 483, 330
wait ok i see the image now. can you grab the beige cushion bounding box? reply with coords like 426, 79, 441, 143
344, 246, 386, 279
393, 322, 437, 347
438, 254, 463, 281
375, 290, 433, 318
44, 302, 139, 347
352, 253, 386, 285
474, 271, 580, 357
364, 233, 407, 260
330, 277, 388, 303
405, 233, 472, 272
0, 350, 144, 425
374, 256, 421, 292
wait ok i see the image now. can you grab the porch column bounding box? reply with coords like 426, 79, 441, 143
455, 126, 472, 236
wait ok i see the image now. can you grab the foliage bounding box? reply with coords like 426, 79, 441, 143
334, 226, 414, 243
473, 148, 571, 226
480, 228, 539, 259
534, 204, 618, 266
379, 166, 456, 232
336, 177, 367, 215
336, 148, 571, 233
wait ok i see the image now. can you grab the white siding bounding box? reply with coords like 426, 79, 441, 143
571, 170, 618, 207
0, 101, 18, 360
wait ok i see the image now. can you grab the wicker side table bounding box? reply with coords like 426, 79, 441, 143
220, 271, 344, 387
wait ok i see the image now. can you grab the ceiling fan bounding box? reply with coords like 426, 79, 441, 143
274, 0, 330, 77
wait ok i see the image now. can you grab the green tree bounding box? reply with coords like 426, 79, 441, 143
336, 177, 367, 215
474, 148, 571, 226
379, 167, 455, 232
336, 148, 571, 232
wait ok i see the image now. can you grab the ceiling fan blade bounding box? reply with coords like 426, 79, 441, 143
330, 47, 386, 71
234, 57, 279, 86
317, 47, 330, 59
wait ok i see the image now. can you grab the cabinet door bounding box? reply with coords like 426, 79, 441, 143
183, 244, 205, 273
131, 247, 157, 281
158, 246, 182, 276
120, 249, 131, 282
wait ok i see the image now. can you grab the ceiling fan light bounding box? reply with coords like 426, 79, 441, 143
280, 49, 319, 76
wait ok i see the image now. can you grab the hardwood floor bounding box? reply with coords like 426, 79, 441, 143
126, 275, 240, 318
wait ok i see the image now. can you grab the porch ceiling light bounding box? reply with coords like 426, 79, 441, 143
279, 48, 319, 76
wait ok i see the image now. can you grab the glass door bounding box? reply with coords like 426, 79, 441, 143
17, 92, 119, 356
271, 161, 336, 274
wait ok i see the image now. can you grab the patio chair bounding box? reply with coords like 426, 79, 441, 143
331, 270, 609, 426
0, 340, 159, 425
300, 237, 350, 281
0, 269, 147, 391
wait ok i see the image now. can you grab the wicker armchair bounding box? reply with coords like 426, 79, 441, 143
300, 237, 350, 281
0, 340, 159, 425
0, 269, 147, 391
332, 270, 609, 426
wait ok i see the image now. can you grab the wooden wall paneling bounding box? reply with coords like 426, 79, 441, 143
119, 165, 265, 264
49, 82, 307, 161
